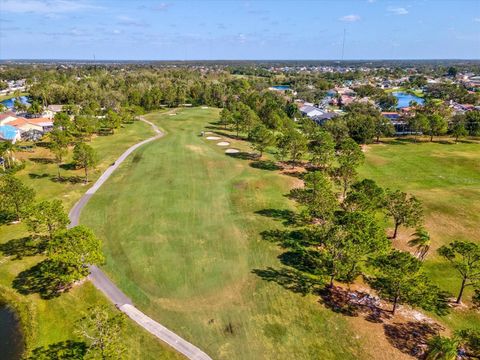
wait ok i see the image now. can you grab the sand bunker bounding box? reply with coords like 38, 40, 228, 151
168, 113, 177, 116
201, 106, 209, 109
206, 136, 221, 140
225, 148, 240, 154
217, 141, 230, 146
204, 131, 214, 135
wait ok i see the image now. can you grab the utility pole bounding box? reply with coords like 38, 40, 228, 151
341, 28, 346, 61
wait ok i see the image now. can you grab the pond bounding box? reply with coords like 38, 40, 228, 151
392, 92, 424, 108
0, 304, 24, 360
1, 96, 30, 109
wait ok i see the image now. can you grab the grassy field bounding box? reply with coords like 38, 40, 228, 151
82, 108, 374, 360
0, 120, 182, 359
359, 138, 480, 330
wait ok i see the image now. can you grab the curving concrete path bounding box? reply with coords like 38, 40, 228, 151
68, 116, 212, 360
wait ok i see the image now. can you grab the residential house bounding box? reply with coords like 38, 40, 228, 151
311, 112, 338, 125
0, 111, 18, 126
382, 112, 409, 134
300, 105, 324, 118
42, 104, 64, 119
5, 117, 54, 134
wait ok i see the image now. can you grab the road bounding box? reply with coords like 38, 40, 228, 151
68, 116, 213, 360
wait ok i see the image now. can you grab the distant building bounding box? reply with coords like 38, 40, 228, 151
0, 111, 18, 126
4, 117, 54, 135
43, 104, 64, 119
311, 112, 338, 125
381, 112, 401, 120
300, 105, 324, 118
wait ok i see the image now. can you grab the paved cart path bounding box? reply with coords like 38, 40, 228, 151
68, 116, 212, 360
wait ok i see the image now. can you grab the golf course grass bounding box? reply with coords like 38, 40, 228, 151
81, 108, 369, 360
359, 138, 480, 330
0, 120, 182, 359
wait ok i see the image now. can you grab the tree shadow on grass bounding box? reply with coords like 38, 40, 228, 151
28, 173, 50, 179
13, 260, 67, 300
27, 340, 87, 360
383, 321, 443, 358
226, 151, 259, 160
250, 160, 282, 171
252, 267, 321, 296
211, 130, 242, 141
29, 157, 55, 164
278, 249, 320, 274
382, 138, 416, 146
256, 208, 298, 226
59, 162, 76, 171
260, 228, 311, 247
280, 169, 306, 180
50, 175, 84, 184
318, 286, 390, 323
0, 236, 46, 259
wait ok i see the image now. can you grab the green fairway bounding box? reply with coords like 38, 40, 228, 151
359, 138, 480, 329
0, 120, 182, 359
82, 108, 368, 360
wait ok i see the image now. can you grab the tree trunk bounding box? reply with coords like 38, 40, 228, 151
84, 167, 88, 184
430, 134, 433, 142
15, 202, 20, 221
329, 274, 335, 288
392, 295, 399, 315
456, 276, 467, 304
342, 180, 348, 201
392, 222, 400, 239
57, 163, 61, 180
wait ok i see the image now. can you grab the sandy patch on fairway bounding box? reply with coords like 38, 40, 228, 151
201, 106, 209, 109
217, 141, 230, 146
168, 113, 177, 116
206, 136, 221, 140
204, 131, 214, 135
225, 148, 240, 154
185, 144, 206, 154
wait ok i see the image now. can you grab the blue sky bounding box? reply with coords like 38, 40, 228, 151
0, 0, 479, 60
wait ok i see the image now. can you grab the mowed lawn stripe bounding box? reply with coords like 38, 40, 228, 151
82, 108, 367, 360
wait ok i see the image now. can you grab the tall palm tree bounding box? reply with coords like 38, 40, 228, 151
426, 336, 459, 360
0, 141, 17, 169
408, 227, 431, 261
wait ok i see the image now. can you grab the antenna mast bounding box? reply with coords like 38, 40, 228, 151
341, 28, 346, 61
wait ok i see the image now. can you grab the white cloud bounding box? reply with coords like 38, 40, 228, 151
339, 14, 361, 22
117, 15, 148, 28
387, 7, 409, 15
152, 2, 171, 11
474, 17, 480, 22
0, 0, 100, 14
367, 0, 375, 3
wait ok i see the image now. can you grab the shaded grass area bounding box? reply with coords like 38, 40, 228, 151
0, 119, 182, 359
359, 138, 480, 330
82, 108, 367, 360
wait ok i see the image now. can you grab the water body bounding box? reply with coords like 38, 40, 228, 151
0, 304, 24, 360
1, 96, 30, 109
271, 85, 290, 90
393, 92, 424, 108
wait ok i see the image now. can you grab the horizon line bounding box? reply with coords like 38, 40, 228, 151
1, 58, 480, 63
